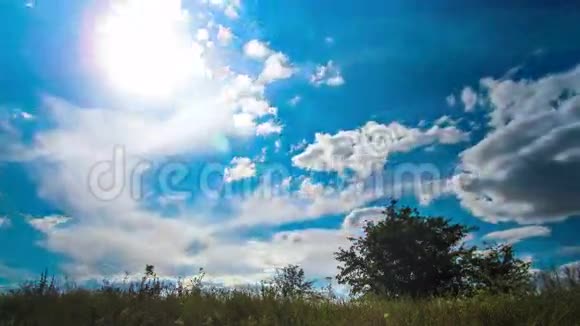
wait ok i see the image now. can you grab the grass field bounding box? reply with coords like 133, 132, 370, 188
1, 271, 579, 326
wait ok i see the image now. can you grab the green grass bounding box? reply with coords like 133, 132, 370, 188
1, 280, 580, 325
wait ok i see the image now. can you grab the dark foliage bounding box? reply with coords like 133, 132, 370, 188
335, 201, 531, 298
466, 244, 532, 294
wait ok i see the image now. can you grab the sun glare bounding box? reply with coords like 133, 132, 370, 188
95, 0, 198, 99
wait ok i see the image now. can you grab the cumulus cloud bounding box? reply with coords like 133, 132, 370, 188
224, 157, 256, 182
453, 65, 580, 224
484, 226, 551, 244
259, 53, 294, 84
243, 40, 272, 60
461, 86, 478, 112
256, 120, 282, 136
292, 121, 468, 178
310, 61, 345, 87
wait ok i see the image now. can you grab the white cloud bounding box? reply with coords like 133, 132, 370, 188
243, 40, 272, 60
32, 94, 237, 161
0, 0, 499, 286
324, 36, 334, 45
196, 28, 210, 42
28, 215, 71, 233
38, 214, 212, 279
560, 246, 580, 256
256, 120, 282, 136
12, 110, 35, 120
224, 157, 256, 182
484, 226, 551, 244
0, 0, 305, 281
204, 205, 388, 283
224, 4, 240, 19
217, 25, 233, 45
205, 0, 241, 19
0, 217, 10, 229
342, 207, 383, 229
446, 94, 457, 107
223, 74, 264, 99
434, 115, 458, 126
237, 97, 277, 117
288, 95, 302, 107
310, 61, 345, 87
560, 260, 580, 272
259, 53, 294, 84
453, 65, 580, 224
233, 112, 257, 132
327, 76, 345, 87
228, 178, 378, 228
205, 204, 397, 282
292, 121, 468, 178
289, 139, 308, 153
0, 263, 33, 283
192, 228, 352, 283
461, 86, 478, 112
222, 73, 286, 135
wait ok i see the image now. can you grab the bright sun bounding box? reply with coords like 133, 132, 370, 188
95, 0, 196, 98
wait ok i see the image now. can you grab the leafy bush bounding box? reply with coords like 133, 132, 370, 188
335, 201, 531, 298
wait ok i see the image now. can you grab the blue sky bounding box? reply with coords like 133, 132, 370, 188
1, 0, 580, 286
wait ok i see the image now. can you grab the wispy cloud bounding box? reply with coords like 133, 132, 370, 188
484, 226, 551, 244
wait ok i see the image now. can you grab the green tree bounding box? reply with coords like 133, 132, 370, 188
466, 244, 532, 294
272, 264, 314, 298
335, 201, 531, 298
